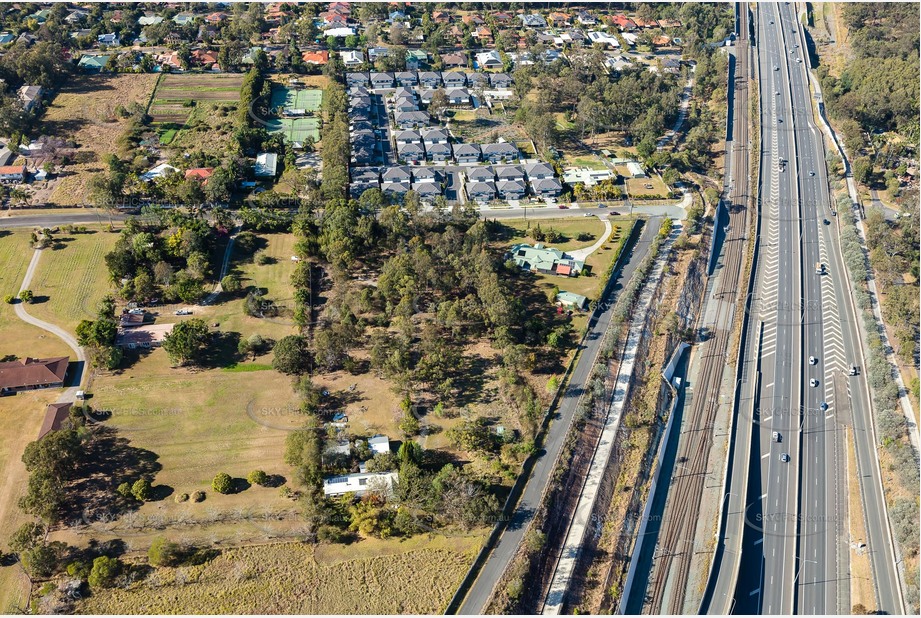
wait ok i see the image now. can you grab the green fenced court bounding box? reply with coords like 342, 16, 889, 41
270, 86, 323, 113
265, 117, 321, 143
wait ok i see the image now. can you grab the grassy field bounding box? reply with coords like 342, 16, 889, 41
0, 389, 58, 614
44, 74, 160, 206
167, 100, 239, 156
26, 229, 120, 334
625, 175, 670, 197
564, 154, 609, 171
76, 534, 484, 614
0, 233, 71, 613
0, 230, 73, 359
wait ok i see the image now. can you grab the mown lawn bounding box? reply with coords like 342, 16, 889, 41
76, 534, 484, 614
27, 229, 119, 334
0, 231, 72, 359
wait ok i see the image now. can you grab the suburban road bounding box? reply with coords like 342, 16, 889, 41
454, 216, 662, 615
706, 3, 905, 615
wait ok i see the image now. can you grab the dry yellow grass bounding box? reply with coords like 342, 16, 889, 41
76, 535, 483, 614
43, 74, 159, 206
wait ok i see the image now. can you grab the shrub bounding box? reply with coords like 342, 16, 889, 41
88, 556, 120, 588
131, 478, 151, 501
221, 274, 242, 293
212, 472, 233, 494
66, 560, 91, 580
191, 490, 206, 502
255, 253, 271, 265
247, 470, 268, 486
116, 482, 132, 498
174, 493, 189, 503
19, 289, 33, 303
148, 537, 182, 567
3, 294, 14, 304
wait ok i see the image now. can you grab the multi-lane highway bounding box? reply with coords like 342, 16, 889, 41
705, 3, 906, 615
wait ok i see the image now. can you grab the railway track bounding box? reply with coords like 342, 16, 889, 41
644, 5, 752, 614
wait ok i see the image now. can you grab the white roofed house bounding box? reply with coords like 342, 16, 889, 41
323, 471, 398, 497
368, 434, 391, 455
587, 30, 620, 48
476, 50, 503, 70
140, 163, 179, 182
254, 153, 278, 177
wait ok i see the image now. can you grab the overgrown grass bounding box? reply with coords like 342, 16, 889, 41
76, 536, 483, 614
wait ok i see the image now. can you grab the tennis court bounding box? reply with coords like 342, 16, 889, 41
270, 86, 323, 113
265, 117, 321, 143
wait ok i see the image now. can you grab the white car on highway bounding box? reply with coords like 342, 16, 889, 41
810, 378, 820, 387
809, 355, 817, 365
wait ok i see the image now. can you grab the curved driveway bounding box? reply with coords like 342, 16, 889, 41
16, 249, 86, 398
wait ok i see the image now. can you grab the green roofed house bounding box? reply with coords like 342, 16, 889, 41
556, 291, 589, 311
509, 243, 586, 277
78, 54, 110, 72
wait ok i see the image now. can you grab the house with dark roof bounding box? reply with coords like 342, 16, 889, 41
489, 73, 513, 89
395, 130, 421, 145
0, 357, 69, 395
393, 96, 419, 112
421, 128, 449, 145
453, 143, 481, 164
412, 181, 441, 198
397, 142, 425, 163
346, 72, 370, 87
481, 142, 519, 164
395, 71, 418, 86
394, 111, 430, 129
441, 71, 467, 88
370, 72, 395, 89
446, 88, 470, 106
418, 71, 442, 88
382, 182, 411, 198
466, 181, 496, 202
524, 162, 555, 181
495, 165, 525, 182
38, 402, 74, 440
426, 142, 452, 162
497, 179, 527, 200
467, 72, 489, 89
348, 85, 370, 97
411, 167, 440, 183
381, 166, 412, 185
466, 166, 496, 183
530, 177, 563, 197
350, 168, 381, 196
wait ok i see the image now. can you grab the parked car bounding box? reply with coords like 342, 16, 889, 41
175, 309, 192, 315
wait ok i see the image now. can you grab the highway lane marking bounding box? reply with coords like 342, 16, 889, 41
750, 588, 760, 596
755, 538, 763, 545
762, 452, 770, 459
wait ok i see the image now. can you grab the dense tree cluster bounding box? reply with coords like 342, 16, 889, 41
818, 3, 920, 144
103, 213, 220, 304
76, 295, 122, 370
